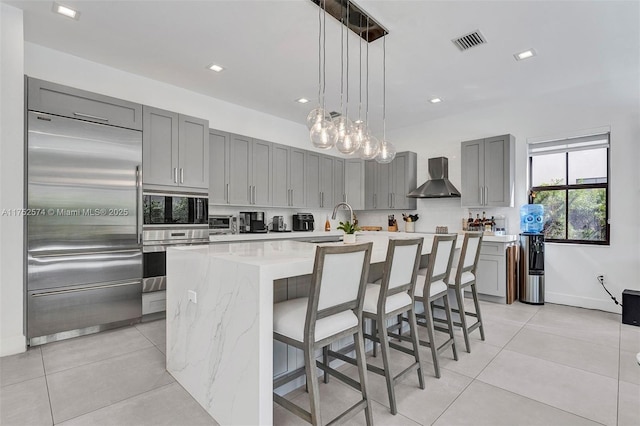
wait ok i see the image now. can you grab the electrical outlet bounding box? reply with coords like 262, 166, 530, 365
188, 290, 197, 304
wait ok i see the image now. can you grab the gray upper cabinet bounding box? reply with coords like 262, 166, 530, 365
226, 134, 272, 206
252, 139, 273, 206
364, 152, 417, 210
289, 149, 306, 207
209, 130, 230, 204
178, 115, 209, 189
272, 144, 291, 207
305, 152, 321, 209
333, 158, 345, 206
272, 144, 306, 208
27, 77, 142, 130
305, 152, 335, 209
143, 107, 179, 188
364, 160, 377, 210
345, 159, 365, 210
391, 152, 417, 210
142, 106, 209, 192
228, 135, 252, 205
461, 134, 515, 207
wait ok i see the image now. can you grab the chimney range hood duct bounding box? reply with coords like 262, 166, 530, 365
407, 157, 461, 198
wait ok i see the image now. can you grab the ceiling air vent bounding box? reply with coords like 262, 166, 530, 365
452, 30, 487, 51
329, 111, 341, 118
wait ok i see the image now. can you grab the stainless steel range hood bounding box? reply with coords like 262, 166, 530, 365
407, 157, 461, 198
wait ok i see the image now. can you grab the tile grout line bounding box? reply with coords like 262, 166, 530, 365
616, 322, 621, 426
39, 346, 55, 426
42, 331, 160, 376
474, 306, 615, 425
51, 381, 178, 425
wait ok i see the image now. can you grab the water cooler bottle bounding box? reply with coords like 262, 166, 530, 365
518, 204, 545, 304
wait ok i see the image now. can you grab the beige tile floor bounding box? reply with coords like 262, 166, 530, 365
1, 301, 638, 426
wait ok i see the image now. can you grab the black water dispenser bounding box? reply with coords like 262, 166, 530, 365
519, 233, 545, 304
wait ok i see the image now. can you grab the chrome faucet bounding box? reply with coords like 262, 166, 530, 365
332, 202, 354, 223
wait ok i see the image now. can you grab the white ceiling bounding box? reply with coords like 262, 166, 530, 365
5, 0, 640, 132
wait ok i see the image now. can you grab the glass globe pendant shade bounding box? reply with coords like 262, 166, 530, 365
310, 119, 338, 150
359, 134, 380, 160
376, 140, 397, 163
334, 116, 358, 154
306, 108, 331, 131
349, 120, 368, 151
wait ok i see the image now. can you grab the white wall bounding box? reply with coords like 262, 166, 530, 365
0, 4, 26, 356
358, 73, 640, 314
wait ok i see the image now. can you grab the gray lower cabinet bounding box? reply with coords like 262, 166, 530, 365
143, 106, 208, 191
461, 134, 515, 207
475, 241, 511, 300
227, 134, 272, 206
209, 130, 230, 204
345, 159, 364, 210
305, 152, 335, 209
27, 77, 142, 130
364, 151, 417, 210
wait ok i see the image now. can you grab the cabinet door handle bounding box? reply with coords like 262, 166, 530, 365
374, 194, 377, 209
290, 189, 294, 206
479, 186, 483, 205
180, 168, 184, 184
252, 186, 256, 204
392, 193, 395, 208
344, 193, 346, 203
174, 168, 178, 183
484, 186, 488, 205
225, 183, 229, 203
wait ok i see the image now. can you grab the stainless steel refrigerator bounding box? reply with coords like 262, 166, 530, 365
27, 111, 143, 345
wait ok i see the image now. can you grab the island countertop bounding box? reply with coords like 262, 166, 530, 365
165, 233, 463, 425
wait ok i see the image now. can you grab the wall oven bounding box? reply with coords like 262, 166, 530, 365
142, 192, 209, 315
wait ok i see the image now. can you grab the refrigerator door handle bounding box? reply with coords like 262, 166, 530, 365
136, 165, 142, 244
73, 112, 109, 122
31, 280, 141, 297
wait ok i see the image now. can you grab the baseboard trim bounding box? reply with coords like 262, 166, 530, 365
0, 334, 27, 357
545, 292, 623, 315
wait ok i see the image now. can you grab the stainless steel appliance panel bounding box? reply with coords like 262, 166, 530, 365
27, 112, 142, 254
27, 249, 142, 292
28, 280, 142, 338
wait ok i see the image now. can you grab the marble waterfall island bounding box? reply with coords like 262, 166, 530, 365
166, 234, 460, 425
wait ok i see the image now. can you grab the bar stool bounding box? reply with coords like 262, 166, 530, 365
444, 231, 485, 353
413, 234, 458, 378
273, 242, 373, 426
329, 238, 425, 415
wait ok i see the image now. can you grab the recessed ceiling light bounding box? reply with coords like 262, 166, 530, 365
429, 98, 442, 104
52, 2, 80, 20
514, 49, 537, 61
295, 98, 310, 104
207, 64, 225, 73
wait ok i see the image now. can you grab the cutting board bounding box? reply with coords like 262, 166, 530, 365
360, 226, 383, 231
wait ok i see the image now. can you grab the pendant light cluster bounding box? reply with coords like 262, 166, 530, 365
306, 0, 395, 163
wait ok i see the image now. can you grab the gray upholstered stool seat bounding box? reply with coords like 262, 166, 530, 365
274, 298, 358, 342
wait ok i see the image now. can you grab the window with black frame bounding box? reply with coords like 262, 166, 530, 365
528, 133, 610, 245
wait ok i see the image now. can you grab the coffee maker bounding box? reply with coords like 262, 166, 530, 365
239, 212, 268, 233
292, 213, 314, 232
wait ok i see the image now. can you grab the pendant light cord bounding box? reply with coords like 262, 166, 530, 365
358, 15, 362, 120
345, 3, 350, 118
365, 16, 370, 125
322, 0, 327, 111
317, 0, 321, 106
339, 4, 344, 115
383, 35, 386, 141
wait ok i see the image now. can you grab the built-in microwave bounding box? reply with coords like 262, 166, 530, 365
143, 193, 208, 226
